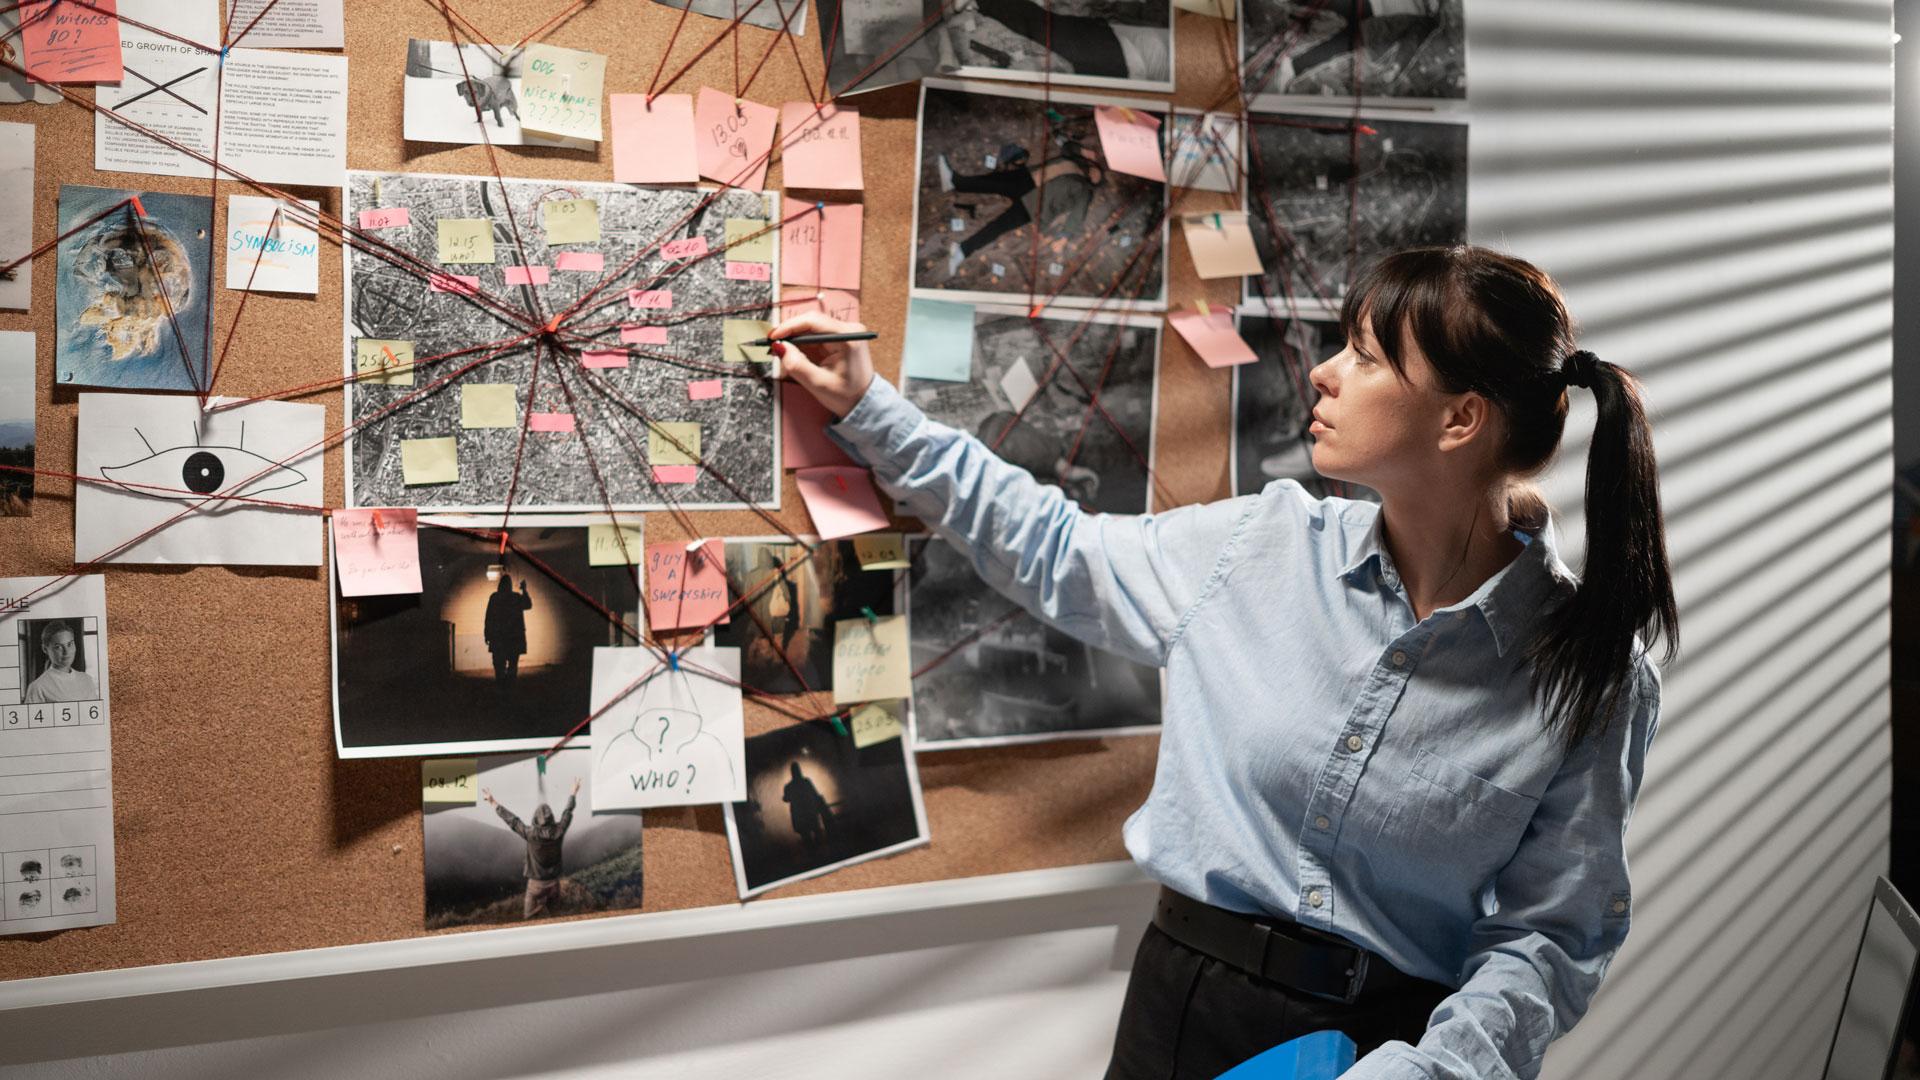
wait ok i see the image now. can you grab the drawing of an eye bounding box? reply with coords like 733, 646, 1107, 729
101, 427, 308, 504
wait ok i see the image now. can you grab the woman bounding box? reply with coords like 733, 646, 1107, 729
770, 245, 1676, 1078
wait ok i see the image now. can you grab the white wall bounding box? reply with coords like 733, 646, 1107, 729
0, 1, 1895, 1078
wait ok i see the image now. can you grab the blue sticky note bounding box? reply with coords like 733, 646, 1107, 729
1213, 1029, 1356, 1080
902, 298, 976, 382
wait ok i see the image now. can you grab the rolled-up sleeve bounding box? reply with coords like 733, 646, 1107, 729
823, 375, 1257, 667
1342, 661, 1663, 1080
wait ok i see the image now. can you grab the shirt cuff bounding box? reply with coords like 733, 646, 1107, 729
825, 375, 917, 463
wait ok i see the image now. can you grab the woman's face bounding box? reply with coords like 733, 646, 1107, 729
43, 630, 76, 673
1306, 316, 1450, 490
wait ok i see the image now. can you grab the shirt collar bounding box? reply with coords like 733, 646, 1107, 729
1336, 508, 1576, 658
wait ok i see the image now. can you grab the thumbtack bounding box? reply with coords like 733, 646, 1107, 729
536, 754, 547, 775
370, 508, 385, 534
668, 649, 680, 672
1045, 107, 1065, 123
1212, 212, 1223, 230
815, 200, 825, 211
544, 314, 564, 334
828, 712, 849, 737
1357, 124, 1378, 137
686, 538, 707, 556
1195, 299, 1211, 318
498, 532, 509, 555
860, 605, 878, 625
129, 196, 148, 217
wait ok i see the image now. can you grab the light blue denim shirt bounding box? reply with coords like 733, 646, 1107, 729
826, 376, 1663, 1080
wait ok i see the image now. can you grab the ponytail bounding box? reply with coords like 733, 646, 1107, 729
1525, 353, 1679, 752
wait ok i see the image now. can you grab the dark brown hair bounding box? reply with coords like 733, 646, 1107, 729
1339, 245, 1678, 752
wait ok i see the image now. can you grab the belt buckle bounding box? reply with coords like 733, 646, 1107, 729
1252, 922, 1369, 1005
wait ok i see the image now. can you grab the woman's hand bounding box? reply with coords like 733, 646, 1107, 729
768, 310, 874, 419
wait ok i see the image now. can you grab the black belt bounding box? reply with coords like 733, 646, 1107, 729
1151, 886, 1427, 1005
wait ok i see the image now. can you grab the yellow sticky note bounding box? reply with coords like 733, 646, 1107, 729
588, 523, 645, 566
853, 533, 909, 570
849, 700, 905, 748
422, 759, 478, 804
460, 384, 518, 429
649, 421, 701, 466
437, 218, 495, 264
832, 614, 911, 705
520, 43, 607, 143
542, 199, 601, 244
724, 217, 775, 262
355, 338, 415, 387
401, 437, 459, 485
724, 319, 772, 364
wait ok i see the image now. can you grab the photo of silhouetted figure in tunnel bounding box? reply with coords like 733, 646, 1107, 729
784, 762, 832, 851
484, 574, 533, 689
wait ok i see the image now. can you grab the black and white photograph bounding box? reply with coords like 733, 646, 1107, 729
818, 0, 960, 96
912, 79, 1168, 309
422, 750, 646, 929
820, 0, 1170, 97
1232, 311, 1374, 502
331, 517, 644, 758
1241, 110, 1466, 315
403, 40, 546, 147
344, 170, 782, 512
907, 536, 1161, 748
723, 717, 929, 899
0, 331, 31, 517
903, 305, 1160, 515
13, 618, 101, 706
1241, 0, 1466, 105
707, 538, 903, 697
653, 0, 806, 36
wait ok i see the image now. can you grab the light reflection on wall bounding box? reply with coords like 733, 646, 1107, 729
748, 749, 843, 847
441, 573, 569, 674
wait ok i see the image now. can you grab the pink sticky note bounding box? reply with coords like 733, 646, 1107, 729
622, 325, 670, 346
1095, 105, 1167, 182
1168, 309, 1259, 368
661, 236, 709, 261
695, 88, 778, 191
779, 287, 861, 325
18, 0, 123, 83
503, 265, 551, 286
779, 102, 863, 190
611, 93, 699, 184
795, 466, 889, 540
629, 288, 673, 309
688, 379, 724, 401
529, 413, 576, 432
555, 251, 604, 272
430, 273, 480, 294
781, 202, 863, 290
644, 540, 730, 630
331, 509, 423, 598
358, 208, 411, 230
653, 464, 700, 484
582, 349, 629, 368
725, 260, 773, 282
782, 381, 855, 469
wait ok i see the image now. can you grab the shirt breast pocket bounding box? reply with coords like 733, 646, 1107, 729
1377, 749, 1541, 898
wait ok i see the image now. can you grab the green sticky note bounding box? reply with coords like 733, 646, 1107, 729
588, 523, 645, 566
461, 384, 518, 428
354, 338, 415, 387
724, 217, 775, 262
724, 319, 772, 364
401, 437, 459, 485
648, 421, 702, 466
542, 199, 600, 244
437, 218, 495, 264
903, 299, 976, 382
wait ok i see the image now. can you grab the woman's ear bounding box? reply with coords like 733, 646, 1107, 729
1437, 390, 1498, 455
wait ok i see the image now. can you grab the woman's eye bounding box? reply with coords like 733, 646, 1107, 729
100, 443, 308, 505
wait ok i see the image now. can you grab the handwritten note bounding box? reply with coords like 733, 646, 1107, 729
629, 288, 673, 309
400, 437, 458, 485
780, 380, 854, 469
589, 645, 746, 811
610, 93, 698, 184
795, 466, 889, 540
695, 87, 777, 191
780, 287, 861, 325
832, 614, 911, 704
902, 298, 975, 382
421, 758, 478, 804
781, 202, 862, 290
725, 261, 773, 281
18, 0, 123, 83
853, 533, 910, 571
648, 421, 701, 466
226, 195, 321, 295
779, 102, 862, 190
357, 207, 411, 230
1168, 309, 1258, 368
354, 338, 415, 386
1095, 105, 1166, 182
645, 540, 729, 630
331, 508, 423, 597
436, 218, 494, 264
723, 217, 775, 262
542, 198, 600, 244
660, 236, 709, 261
555, 250, 604, 272
849, 700, 904, 748
724, 319, 773, 364
1181, 211, 1265, 279
588, 522, 645, 566
460, 383, 519, 428
519, 44, 606, 143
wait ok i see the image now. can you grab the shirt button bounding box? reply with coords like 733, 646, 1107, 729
1454, 610, 1468, 622
1346, 735, 1363, 753
1315, 815, 1330, 830
1391, 650, 1408, 667
1612, 899, 1628, 913
1307, 889, 1324, 908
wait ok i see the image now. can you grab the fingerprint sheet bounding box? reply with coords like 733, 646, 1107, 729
0, 575, 116, 935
